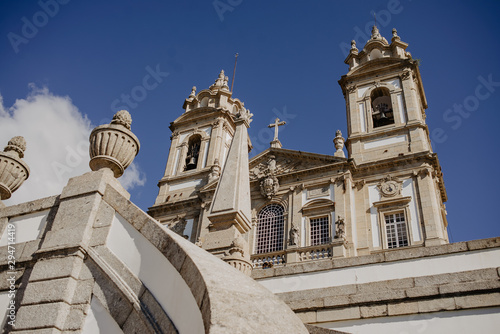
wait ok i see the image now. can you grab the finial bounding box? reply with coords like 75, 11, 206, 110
111, 110, 132, 130
4, 136, 27, 159
0, 136, 30, 200
236, 108, 253, 125
333, 130, 345, 158
210, 70, 226, 90
89, 110, 140, 178
391, 28, 400, 42
189, 86, 196, 98
371, 25, 381, 40
350, 40, 358, 52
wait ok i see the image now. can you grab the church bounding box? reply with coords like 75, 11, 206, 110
0, 26, 498, 333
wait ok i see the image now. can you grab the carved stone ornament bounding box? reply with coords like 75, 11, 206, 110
236, 108, 253, 125
229, 235, 246, 257
377, 175, 402, 197
334, 216, 346, 240
89, 110, 140, 178
350, 40, 358, 52
207, 160, 221, 183
260, 174, 279, 199
170, 130, 179, 140
195, 237, 203, 247
391, 28, 400, 41
111, 109, 132, 129
289, 225, 299, 246
0, 136, 30, 200
224, 234, 252, 276
189, 86, 196, 98
210, 70, 226, 91
353, 179, 365, 190
400, 70, 411, 81
346, 84, 357, 94
333, 130, 345, 158
169, 216, 188, 238
371, 25, 381, 40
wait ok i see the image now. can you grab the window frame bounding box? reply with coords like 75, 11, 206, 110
308, 214, 332, 247
384, 211, 409, 249
254, 204, 286, 254
375, 203, 412, 250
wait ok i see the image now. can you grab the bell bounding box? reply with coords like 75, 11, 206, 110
187, 156, 197, 168
379, 110, 388, 119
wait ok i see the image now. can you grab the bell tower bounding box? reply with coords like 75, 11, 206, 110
339, 27, 449, 247
149, 70, 249, 242
339, 26, 432, 163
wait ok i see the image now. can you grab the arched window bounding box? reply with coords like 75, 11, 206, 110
255, 204, 285, 254
371, 87, 394, 128
185, 135, 201, 171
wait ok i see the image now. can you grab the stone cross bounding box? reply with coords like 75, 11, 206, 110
268, 118, 286, 141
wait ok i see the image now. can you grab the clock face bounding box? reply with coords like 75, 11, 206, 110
381, 181, 398, 196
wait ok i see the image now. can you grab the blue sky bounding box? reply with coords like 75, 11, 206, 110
1, 0, 499, 242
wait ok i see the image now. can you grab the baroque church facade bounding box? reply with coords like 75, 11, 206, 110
0, 26, 499, 334
148, 26, 449, 267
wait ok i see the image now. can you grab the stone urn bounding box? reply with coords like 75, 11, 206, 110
0, 136, 30, 200
89, 110, 140, 178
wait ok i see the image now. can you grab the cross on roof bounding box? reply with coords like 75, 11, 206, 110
268, 118, 286, 141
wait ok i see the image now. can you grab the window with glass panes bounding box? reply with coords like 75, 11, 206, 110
255, 204, 285, 254
310, 216, 330, 246
385, 212, 408, 249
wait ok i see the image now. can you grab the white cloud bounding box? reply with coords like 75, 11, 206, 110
119, 162, 146, 190
0, 86, 145, 206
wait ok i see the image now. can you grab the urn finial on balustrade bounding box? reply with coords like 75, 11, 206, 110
0, 136, 30, 200
89, 110, 140, 178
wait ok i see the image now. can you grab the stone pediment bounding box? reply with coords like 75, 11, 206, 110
249, 148, 346, 181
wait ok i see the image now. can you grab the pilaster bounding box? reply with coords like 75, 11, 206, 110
416, 171, 447, 246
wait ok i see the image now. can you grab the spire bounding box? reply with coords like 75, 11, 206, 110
209, 109, 253, 226
206, 108, 253, 275
210, 70, 229, 91
189, 86, 196, 98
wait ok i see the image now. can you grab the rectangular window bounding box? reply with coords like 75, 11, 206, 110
310, 216, 330, 246
385, 212, 408, 249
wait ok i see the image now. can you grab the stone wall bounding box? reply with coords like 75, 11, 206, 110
0, 170, 309, 333
253, 238, 500, 333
